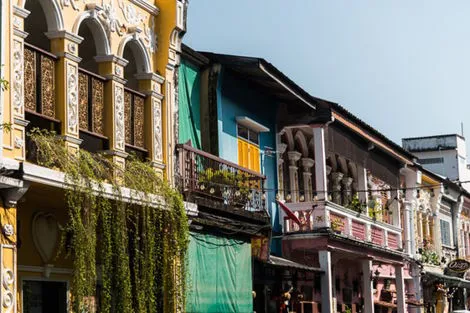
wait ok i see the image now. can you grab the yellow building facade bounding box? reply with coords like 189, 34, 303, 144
0, 0, 188, 311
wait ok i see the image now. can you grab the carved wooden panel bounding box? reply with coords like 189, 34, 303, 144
91, 78, 104, 135
133, 95, 144, 148
41, 56, 55, 118
79, 72, 89, 130
124, 91, 132, 144
24, 48, 36, 112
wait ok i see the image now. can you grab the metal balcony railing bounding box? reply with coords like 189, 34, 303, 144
176, 143, 266, 213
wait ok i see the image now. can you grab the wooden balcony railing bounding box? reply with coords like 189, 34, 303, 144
124, 87, 146, 150
24, 42, 58, 118
176, 143, 266, 213
283, 201, 403, 251
78, 68, 108, 153
78, 68, 106, 136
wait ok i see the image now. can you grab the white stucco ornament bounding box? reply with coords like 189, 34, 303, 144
114, 85, 125, 150
119, 1, 144, 26
99, 0, 126, 36
32, 212, 59, 264
2, 224, 14, 237
144, 16, 158, 53
67, 63, 79, 134
2, 268, 14, 312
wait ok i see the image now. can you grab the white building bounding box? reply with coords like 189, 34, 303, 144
402, 134, 470, 191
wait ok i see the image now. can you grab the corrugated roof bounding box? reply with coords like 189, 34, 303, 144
198, 50, 417, 163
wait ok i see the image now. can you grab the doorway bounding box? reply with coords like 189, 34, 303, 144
22, 280, 67, 313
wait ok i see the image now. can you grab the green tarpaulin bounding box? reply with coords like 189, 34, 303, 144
186, 232, 253, 313
178, 60, 202, 149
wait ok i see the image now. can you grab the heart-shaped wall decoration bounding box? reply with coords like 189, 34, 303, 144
32, 212, 58, 264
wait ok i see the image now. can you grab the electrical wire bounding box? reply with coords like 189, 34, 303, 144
175, 173, 464, 196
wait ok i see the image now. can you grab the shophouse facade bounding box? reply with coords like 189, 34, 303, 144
0, 0, 189, 312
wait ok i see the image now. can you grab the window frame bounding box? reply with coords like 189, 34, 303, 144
440, 219, 452, 247
237, 124, 260, 146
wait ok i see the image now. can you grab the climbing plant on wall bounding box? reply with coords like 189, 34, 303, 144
28, 128, 189, 313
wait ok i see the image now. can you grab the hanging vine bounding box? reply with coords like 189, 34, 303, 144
29, 128, 189, 313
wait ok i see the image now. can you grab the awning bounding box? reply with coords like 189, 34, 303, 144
267, 255, 323, 273
424, 271, 470, 288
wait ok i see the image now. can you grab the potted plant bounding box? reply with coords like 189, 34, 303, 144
198, 168, 252, 206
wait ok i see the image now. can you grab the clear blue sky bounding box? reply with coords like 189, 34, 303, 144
183, 0, 470, 146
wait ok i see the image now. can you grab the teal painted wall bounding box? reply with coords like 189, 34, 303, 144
186, 232, 253, 313
178, 60, 202, 149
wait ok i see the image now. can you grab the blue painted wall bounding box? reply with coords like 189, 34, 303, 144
216, 69, 282, 252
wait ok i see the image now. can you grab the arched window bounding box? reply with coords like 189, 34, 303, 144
24, 0, 58, 122
122, 40, 149, 157
77, 18, 108, 151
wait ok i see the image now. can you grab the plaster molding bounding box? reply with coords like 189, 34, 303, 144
18, 265, 72, 275
152, 98, 163, 161
103, 149, 129, 159
13, 29, 28, 39
60, 135, 83, 146
134, 72, 164, 84
94, 54, 129, 67
32, 212, 59, 264
66, 63, 79, 135
45, 30, 84, 44
55, 52, 82, 63
114, 85, 125, 151
12, 5, 30, 18
13, 117, 29, 127
141, 90, 163, 100
129, 0, 159, 16
103, 74, 127, 85
12, 39, 24, 116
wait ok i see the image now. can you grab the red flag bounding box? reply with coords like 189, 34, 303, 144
277, 200, 301, 225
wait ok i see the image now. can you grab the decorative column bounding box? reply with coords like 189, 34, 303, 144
287, 151, 301, 202
47, 31, 85, 153
417, 211, 423, 246
277, 143, 288, 200
395, 265, 406, 313
330, 172, 343, 205
135, 73, 166, 176
95, 55, 129, 170
319, 250, 333, 313
341, 177, 353, 206
403, 200, 413, 255
301, 158, 314, 202
357, 166, 369, 203
9, 5, 30, 160
312, 126, 328, 201
361, 259, 374, 313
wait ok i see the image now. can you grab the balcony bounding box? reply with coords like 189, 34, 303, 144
283, 200, 403, 251
176, 143, 267, 217
124, 87, 147, 159
78, 68, 108, 153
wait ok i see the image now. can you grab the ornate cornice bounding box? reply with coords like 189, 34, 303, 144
129, 0, 159, 16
